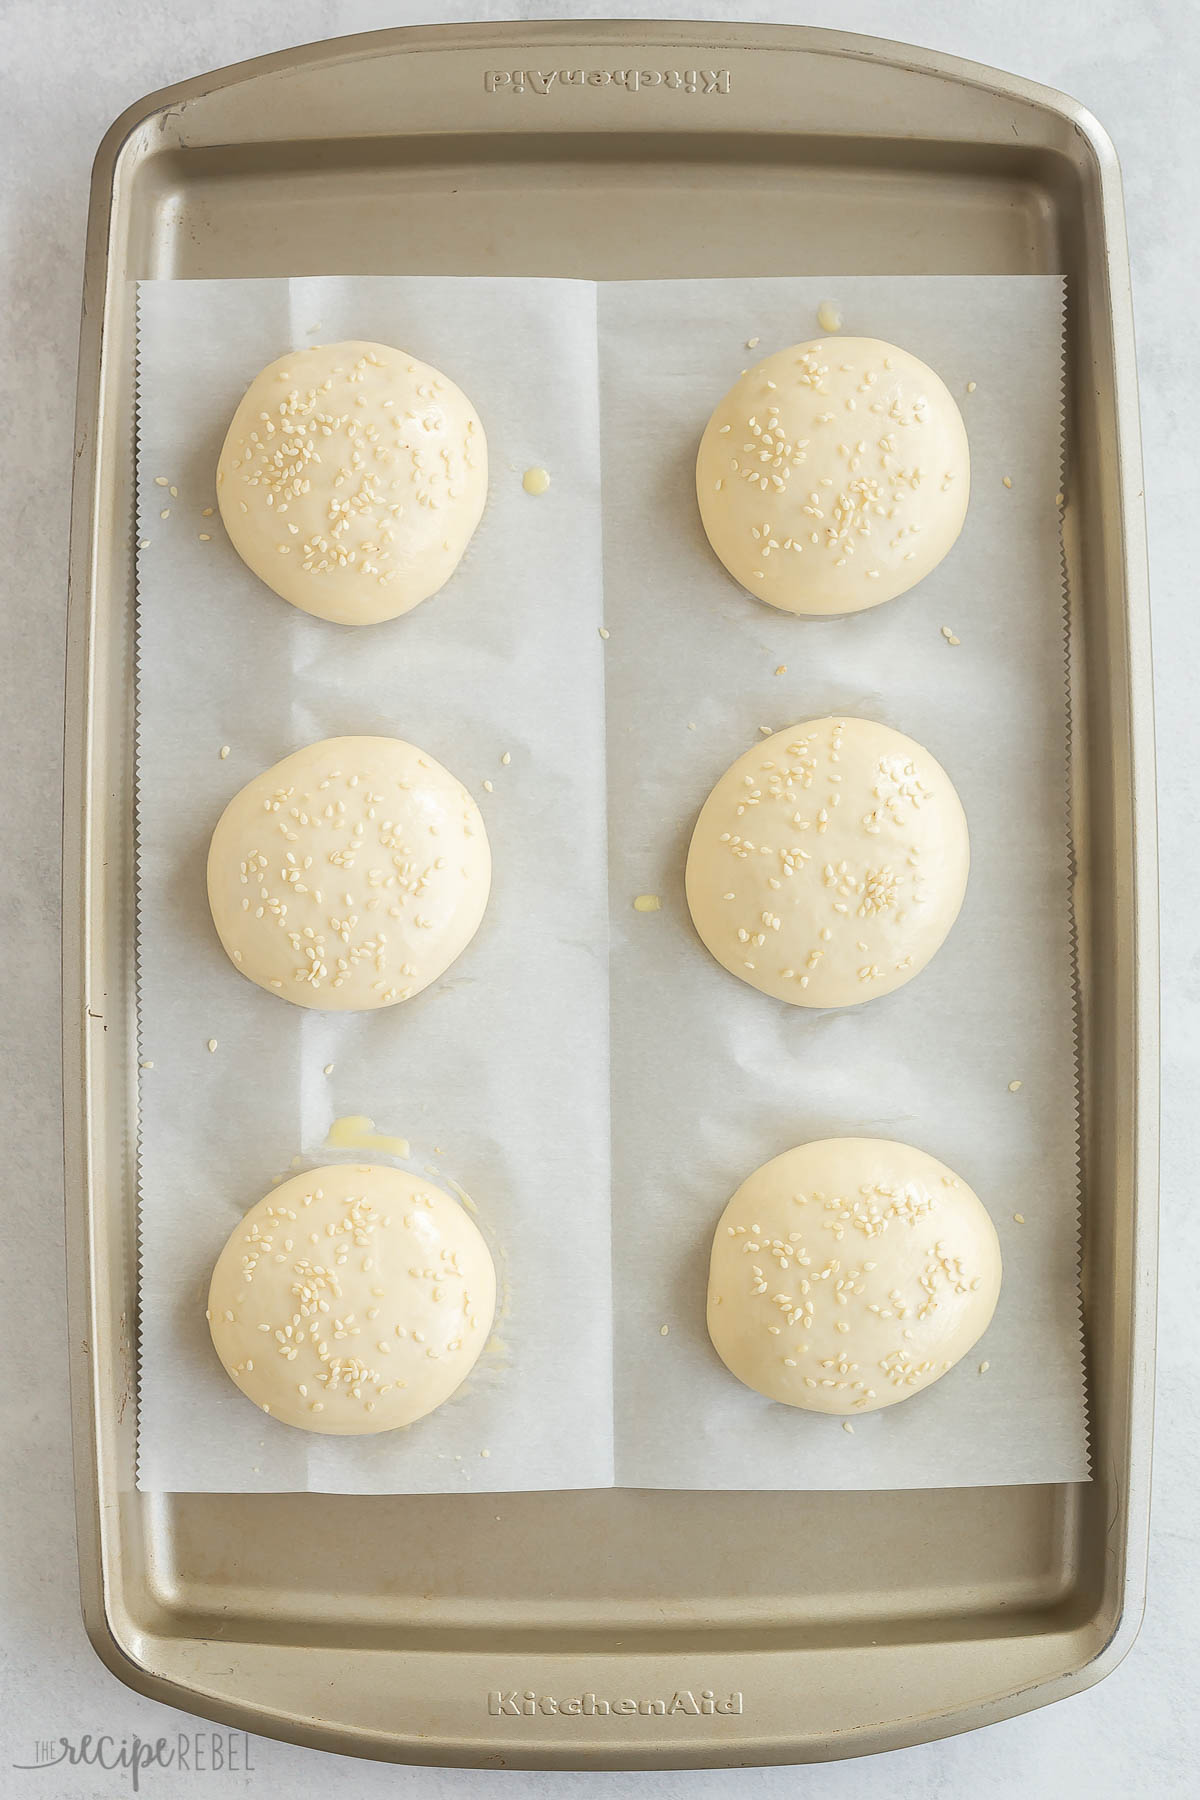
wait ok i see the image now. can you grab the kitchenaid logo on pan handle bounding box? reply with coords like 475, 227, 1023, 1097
487, 1688, 744, 1717
484, 68, 732, 96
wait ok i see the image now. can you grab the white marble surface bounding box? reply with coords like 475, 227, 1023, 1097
1, 0, 1195, 1794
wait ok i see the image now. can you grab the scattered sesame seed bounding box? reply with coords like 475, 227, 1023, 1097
1008, 1079, 1022, 1092
817, 300, 843, 334
940, 626, 960, 646
206, 1039, 218, 1053
139, 1059, 154, 1070
199, 532, 211, 541
522, 465, 551, 495
1002, 475, 1013, 489
480, 1447, 490, 1458
159, 508, 170, 519
633, 893, 662, 912
966, 381, 977, 394
687, 722, 696, 731
202, 506, 215, 517
482, 778, 493, 793
219, 744, 230, 759
659, 1324, 670, 1336
978, 1361, 990, 1374
154, 477, 169, 487
841, 1420, 854, 1434
323, 1062, 335, 1076
500, 751, 511, 766
774, 664, 787, 676
759, 724, 773, 736
1055, 492, 1065, 507
169, 485, 178, 498
138, 538, 150, 549
1013, 1213, 1026, 1225
598, 625, 610, 639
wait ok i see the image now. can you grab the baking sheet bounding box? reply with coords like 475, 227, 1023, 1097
134, 274, 1086, 1493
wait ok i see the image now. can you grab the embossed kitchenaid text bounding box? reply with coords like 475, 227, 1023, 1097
483, 68, 732, 96
487, 1689, 744, 1717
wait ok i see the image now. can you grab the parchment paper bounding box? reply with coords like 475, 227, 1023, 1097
135, 274, 1086, 1493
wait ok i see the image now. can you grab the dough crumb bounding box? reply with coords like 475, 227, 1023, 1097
633, 894, 662, 913
774, 664, 787, 676
1008, 1079, 1022, 1092
941, 626, 960, 646
522, 466, 551, 496
817, 300, 843, 334
206, 1038, 218, 1053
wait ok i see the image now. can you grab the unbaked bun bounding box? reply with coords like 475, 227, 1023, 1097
207, 1163, 496, 1434
207, 735, 490, 1010
696, 337, 968, 614
217, 341, 487, 626
685, 716, 968, 1007
707, 1138, 1001, 1414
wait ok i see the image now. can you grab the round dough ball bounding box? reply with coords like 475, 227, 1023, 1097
707, 1138, 1001, 1415
217, 341, 487, 626
207, 1164, 496, 1434
696, 337, 969, 615
208, 735, 490, 1010
685, 716, 969, 1008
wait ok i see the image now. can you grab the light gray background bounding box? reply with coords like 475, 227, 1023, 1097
1, 1, 1194, 1795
